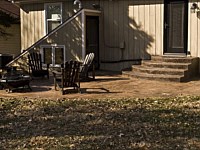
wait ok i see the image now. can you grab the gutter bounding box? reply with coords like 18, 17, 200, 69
8, 0, 73, 4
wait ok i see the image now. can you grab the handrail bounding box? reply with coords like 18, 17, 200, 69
7, 8, 83, 66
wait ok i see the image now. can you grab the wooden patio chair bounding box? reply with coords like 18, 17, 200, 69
28, 52, 49, 79
80, 53, 95, 81
52, 60, 81, 95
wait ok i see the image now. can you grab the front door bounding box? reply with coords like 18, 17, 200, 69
86, 16, 99, 69
164, 0, 188, 54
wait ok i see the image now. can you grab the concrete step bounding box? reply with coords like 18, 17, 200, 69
122, 56, 199, 82
151, 56, 196, 63
122, 71, 186, 82
132, 65, 187, 76
142, 61, 190, 69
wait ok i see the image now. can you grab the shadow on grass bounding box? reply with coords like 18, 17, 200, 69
80, 88, 120, 94
92, 77, 129, 82
1, 97, 200, 149
80, 76, 129, 83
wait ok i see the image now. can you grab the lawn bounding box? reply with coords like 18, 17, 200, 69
1, 96, 200, 150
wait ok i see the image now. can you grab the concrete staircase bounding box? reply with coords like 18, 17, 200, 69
122, 56, 199, 82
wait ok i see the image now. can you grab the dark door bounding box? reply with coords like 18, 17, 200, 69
164, 0, 188, 54
86, 16, 99, 69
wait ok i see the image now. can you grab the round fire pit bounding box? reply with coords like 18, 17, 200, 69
0, 70, 32, 93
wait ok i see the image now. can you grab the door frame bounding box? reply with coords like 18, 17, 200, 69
86, 15, 100, 69
81, 9, 101, 68
163, 0, 188, 55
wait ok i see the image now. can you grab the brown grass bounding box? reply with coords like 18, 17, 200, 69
1, 96, 200, 149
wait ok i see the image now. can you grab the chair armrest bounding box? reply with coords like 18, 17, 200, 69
52, 70, 62, 76
47, 64, 50, 69
52, 70, 62, 82
92, 62, 95, 79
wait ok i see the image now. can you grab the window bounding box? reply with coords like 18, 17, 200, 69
45, 3, 62, 33
40, 45, 65, 67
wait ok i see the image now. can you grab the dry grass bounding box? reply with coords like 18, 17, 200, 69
1, 96, 200, 149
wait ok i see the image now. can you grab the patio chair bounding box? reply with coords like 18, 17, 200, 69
28, 52, 49, 79
80, 53, 95, 81
52, 60, 81, 95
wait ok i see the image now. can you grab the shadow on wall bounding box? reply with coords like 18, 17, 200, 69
20, 2, 82, 61
197, 11, 200, 19
128, 13, 154, 60
101, 1, 155, 66
9, 9, 83, 72
43, 13, 82, 61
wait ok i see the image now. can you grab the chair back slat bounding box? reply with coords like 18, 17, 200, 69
28, 52, 49, 78
53, 60, 81, 94
80, 53, 95, 79
82, 53, 94, 67
28, 52, 43, 71
62, 60, 80, 88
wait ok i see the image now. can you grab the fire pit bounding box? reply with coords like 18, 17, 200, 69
0, 67, 32, 92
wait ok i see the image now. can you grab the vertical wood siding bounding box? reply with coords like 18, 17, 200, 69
189, 0, 200, 57
97, 0, 164, 70
20, 1, 83, 61
20, 3, 45, 50
20, 0, 164, 71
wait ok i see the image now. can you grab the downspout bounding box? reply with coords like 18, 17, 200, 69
81, 10, 86, 60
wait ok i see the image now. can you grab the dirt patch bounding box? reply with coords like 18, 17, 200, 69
1, 71, 200, 99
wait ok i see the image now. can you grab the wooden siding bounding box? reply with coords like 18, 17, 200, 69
19, 0, 165, 71
0, 24, 21, 57
97, 0, 164, 71
13, 12, 83, 71
189, 0, 200, 57
20, 3, 45, 50
188, 1, 200, 73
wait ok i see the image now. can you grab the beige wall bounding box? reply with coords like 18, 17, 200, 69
0, 24, 21, 57
97, 0, 164, 70
12, 12, 83, 71
189, 1, 200, 57
20, 3, 45, 50
20, 2, 83, 60
77, 0, 164, 71
19, 0, 165, 71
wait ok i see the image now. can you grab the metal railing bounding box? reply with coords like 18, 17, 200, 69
7, 8, 83, 66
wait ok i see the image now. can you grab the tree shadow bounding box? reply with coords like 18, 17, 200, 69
1, 98, 200, 149
80, 87, 120, 94
127, 6, 154, 60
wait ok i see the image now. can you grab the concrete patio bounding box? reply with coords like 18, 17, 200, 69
1, 70, 200, 99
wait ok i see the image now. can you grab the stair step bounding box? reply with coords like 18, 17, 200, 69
123, 71, 185, 82
122, 56, 199, 82
132, 65, 186, 76
151, 56, 196, 63
142, 61, 190, 69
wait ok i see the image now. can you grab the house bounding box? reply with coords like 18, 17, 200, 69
0, 1, 21, 58
7, 0, 200, 81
